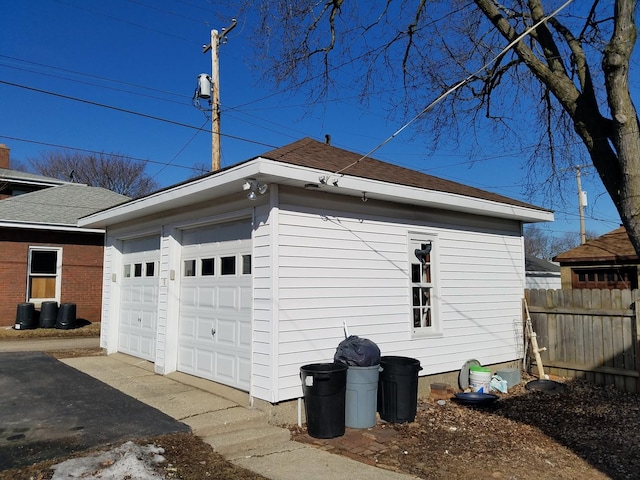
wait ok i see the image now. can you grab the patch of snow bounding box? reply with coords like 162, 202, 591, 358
51, 441, 167, 479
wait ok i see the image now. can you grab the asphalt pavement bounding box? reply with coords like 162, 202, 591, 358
0, 337, 419, 480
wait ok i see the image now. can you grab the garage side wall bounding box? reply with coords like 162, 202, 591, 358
273, 188, 525, 402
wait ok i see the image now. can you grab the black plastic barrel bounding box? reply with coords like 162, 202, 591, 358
300, 363, 348, 439
14, 303, 36, 330
56, 303, 77, 329
378, 356, 423, 423
39, 301, 59, 328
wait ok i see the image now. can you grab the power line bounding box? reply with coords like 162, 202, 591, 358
0, 79, 277, 149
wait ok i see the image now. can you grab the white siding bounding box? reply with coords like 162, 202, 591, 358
272, 190, 525, 402
252, 200, 276, 401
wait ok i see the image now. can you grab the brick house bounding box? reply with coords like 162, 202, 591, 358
0, 145, 129, 326
553, 226, 639, 289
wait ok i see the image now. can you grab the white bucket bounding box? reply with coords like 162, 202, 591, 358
469, 368, 491, 393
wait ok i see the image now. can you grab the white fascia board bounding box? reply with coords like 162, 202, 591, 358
79, 157, 553, 228
256, 159, 554, 223
78, 162, 264, 228
0, 221, 105, 234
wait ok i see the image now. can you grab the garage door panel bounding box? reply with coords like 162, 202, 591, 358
218, 287, 237, 309
181, 286, 197, 306
179, 346, 195, 369
197, 319, 215, 340
216, 319, 237, 345
198, 287, 215, 308
239, 322, 251, 347
240, 287, 252, 310
216, 353, 235, 381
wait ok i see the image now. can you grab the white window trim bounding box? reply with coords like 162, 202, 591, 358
26, 246, 63, 306
408, 232, 441, 337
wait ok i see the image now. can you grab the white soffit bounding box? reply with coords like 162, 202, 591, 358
79, 157, 553, 228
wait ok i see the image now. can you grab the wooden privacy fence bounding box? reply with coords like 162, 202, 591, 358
524, 288, 640, 393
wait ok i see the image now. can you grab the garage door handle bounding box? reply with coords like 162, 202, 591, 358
211, 328, 216, 337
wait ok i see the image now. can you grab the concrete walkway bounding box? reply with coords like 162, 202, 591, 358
58, 352, 419, 480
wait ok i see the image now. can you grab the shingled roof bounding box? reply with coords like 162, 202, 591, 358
553, 227, 637, 263
0, 184, 129, 226
259, 137, 548, 212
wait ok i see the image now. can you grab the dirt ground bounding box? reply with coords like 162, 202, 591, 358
3, 324, 640, 479
291, 376, 640, 479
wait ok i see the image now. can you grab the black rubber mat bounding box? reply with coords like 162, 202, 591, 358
0, 352, 190, 470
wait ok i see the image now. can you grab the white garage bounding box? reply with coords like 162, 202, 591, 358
177, 220, 253, 391
79, 137, 553, 407
119, 235, 160, 361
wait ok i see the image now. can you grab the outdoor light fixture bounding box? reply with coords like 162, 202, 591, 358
414, 242, 432, 264
243, 178, 268, 200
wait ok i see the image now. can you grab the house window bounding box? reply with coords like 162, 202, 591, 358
572, 267, 637, 289
27, 247, 62, 303
409, 234, 438, 335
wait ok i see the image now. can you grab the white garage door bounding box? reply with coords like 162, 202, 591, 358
119, 235, 160, 361
178, 220, 252, 391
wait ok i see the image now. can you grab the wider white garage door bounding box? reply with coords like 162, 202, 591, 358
178, 220, 252, 391
119, 235, 160, 361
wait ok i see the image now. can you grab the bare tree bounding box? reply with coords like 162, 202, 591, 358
244, 1, 640, 254
29, 151, 159, 198
525, 224, 597, 260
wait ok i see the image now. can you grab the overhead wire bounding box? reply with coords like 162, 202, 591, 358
0, 79, 277, 149
320, 0, 575, 185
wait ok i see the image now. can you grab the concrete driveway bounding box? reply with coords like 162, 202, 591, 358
0, 352, 189, 470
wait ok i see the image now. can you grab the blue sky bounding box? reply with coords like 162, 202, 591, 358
0, 0, 626, 238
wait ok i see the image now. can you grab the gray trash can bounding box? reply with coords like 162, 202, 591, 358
345, 364, 380, 428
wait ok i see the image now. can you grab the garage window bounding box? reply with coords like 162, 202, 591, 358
27, 247, 62, 303
184, 260, 196, 277
201, 258, 215, 276
221, 256, 236, 275
124, 262, 157, 278
409, 233, 439, 336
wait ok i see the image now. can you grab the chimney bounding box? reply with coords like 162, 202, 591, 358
0, 144, 9, 169
325, 134, 331, 145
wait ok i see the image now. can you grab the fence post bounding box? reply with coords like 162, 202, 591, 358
635, 300, 640, 394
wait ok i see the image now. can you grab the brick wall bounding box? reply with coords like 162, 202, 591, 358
0, 228, 104, 327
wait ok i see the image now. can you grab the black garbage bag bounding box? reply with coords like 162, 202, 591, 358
334, 335, 381, 367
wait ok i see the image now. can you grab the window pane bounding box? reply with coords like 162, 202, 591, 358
201, 258, 215, 276
145, 262, 155, 277
423, 265, 431, 283
184, 260, 196, 277
123, 264, 131, 278
413, 309, 421, 328
134, 263, 143, 277
412, 287, 420, 306
422, 288, 431, 306
411, 264, 421, 283
29, 277, 56, 298
31, 250, 57, 274
221, 256, 236, 275
242, 255, 251, 274
422, 308, 432, 327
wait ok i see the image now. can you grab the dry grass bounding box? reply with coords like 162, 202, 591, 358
0, 322, 101, 339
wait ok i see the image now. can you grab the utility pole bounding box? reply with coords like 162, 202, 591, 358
575, 165, 587, 244
202, 19, 237, 172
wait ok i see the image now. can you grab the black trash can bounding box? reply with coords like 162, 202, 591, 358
39, 301, 59, 328
378, 356, 422, 423
56, 303, 77, 330
14, 303, 36, 330
300, 363, 348, 439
